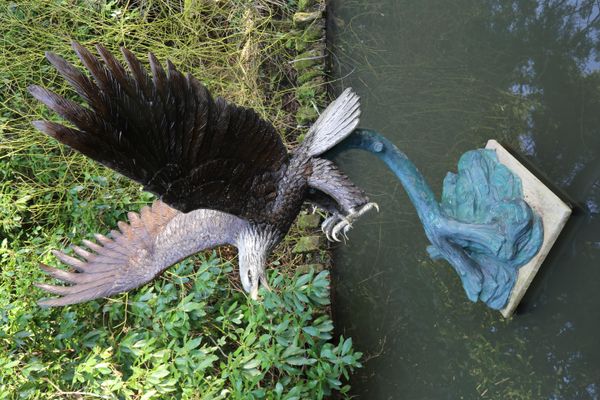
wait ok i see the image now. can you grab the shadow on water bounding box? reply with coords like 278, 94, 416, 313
327, 0, 600, 398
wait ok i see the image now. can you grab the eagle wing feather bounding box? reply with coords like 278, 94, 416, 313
36, 200, 247, 306
29, 42, 288, 218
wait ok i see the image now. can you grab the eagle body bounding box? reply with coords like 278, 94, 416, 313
30, 43, 376, 306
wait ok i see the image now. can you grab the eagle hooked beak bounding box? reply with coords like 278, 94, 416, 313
238, 249, 271, 300
250, 272, 271, 300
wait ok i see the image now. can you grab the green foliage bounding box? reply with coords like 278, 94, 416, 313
0, 0, 360, 398
1, 251, 361, 398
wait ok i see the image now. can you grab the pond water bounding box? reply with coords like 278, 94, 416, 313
327, 1, 600, 398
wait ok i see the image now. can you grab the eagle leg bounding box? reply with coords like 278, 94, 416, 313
307, 158, 378, 242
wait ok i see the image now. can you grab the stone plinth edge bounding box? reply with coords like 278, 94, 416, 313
485, 140, 572, 318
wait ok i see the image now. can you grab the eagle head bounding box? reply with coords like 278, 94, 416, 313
237, 226, 277, 300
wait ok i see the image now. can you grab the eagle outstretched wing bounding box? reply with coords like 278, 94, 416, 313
29, 42, 288, 217
36, 201, 248, 306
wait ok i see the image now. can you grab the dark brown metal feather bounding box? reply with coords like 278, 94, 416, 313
30, 42, 289, 220
44, 51, 101, 108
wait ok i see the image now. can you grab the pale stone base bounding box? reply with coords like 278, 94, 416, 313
485, 140, 572, 318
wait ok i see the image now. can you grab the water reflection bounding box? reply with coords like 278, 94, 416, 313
328, 0, 600, 398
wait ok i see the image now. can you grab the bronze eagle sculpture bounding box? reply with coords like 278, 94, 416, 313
29, 42, 376, 306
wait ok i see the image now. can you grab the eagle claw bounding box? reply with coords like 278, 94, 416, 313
322, 202, 379, 243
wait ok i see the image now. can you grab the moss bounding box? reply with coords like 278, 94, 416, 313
300, 78, 326, 96
296, 213, 322, 230
298, 67, 325, 85
289, 2, 328, 131
295, 21, 325, 52
296, 104, 320, 124
293, 10, 323, 27
297, 263, 326, 274
298, 0, 317, 12
293, 50, 323, 70
293, 236, 324, 253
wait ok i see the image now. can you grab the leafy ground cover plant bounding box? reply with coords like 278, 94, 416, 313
0, 0, 361, 398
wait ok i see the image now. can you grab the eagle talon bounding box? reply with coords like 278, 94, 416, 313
343, 224, 352, 238
323, 202, 378, 243
332, 220, 352, 242
323, 214, 352, 242
321, 215, 337, 234
332, 229, 343, 242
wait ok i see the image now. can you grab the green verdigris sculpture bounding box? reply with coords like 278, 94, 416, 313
333, 129, 544, 310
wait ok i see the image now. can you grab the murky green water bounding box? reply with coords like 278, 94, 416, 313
327, 1, 600, 398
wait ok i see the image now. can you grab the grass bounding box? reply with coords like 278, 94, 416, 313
0, 0, 360, 398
